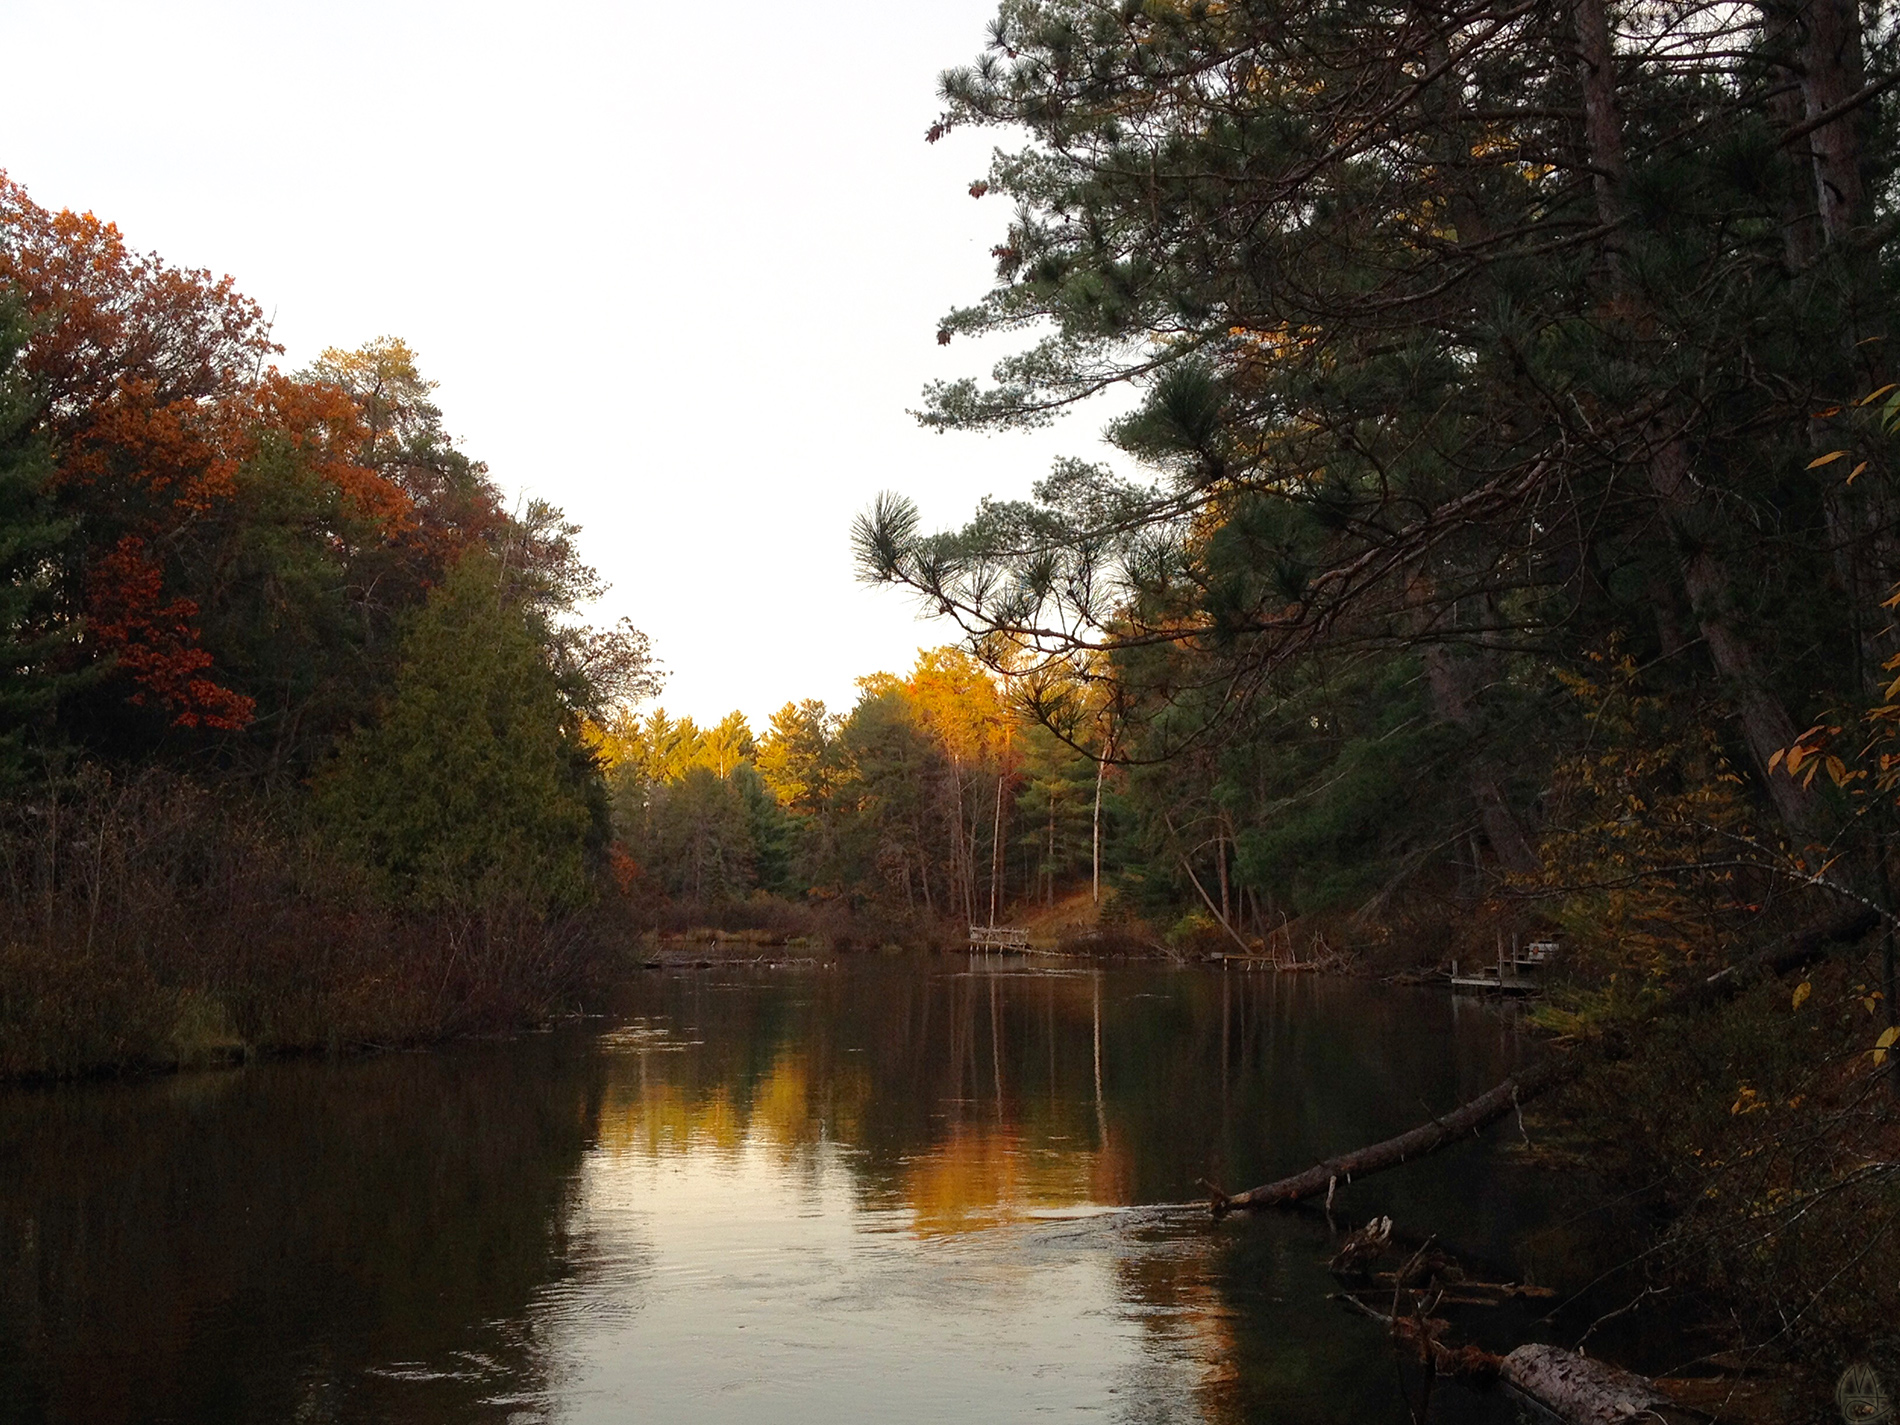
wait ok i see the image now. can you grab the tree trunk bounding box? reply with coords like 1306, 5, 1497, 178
1092, 752, 1105, 906
1671, 902, 1880, 1012
1182, 855, 1252, 956
989, 771, 1006, 926
1216, 827, 1231, 925
1205, 1056, 1578, 1212
1500, 1345, 1701, 1425
1796, 0, 1868, 245
1573, 0, 1823, 837
1644, 408, 1822, 835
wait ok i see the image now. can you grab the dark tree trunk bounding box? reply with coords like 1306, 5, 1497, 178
1573, 0, 1825, 837
1422, 644, 1539, 875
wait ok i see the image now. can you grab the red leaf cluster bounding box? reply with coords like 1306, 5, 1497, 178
0, 173, 417, 730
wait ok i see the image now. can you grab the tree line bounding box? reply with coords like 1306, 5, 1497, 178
0, 174, 656, 1071
594, 648, 1106, 931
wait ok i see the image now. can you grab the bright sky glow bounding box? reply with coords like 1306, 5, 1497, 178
2, 0, 1124, 728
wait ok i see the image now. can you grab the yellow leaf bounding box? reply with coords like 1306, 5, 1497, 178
1859, 384, 1899, 406
1827, 755, 1848, 785
1877, 1026, 1898, 1048
1768, 748, 1786, 773
1809, 451, 1848, 469
1793, 981, 1812, 1010
1849, 461, 1870, 485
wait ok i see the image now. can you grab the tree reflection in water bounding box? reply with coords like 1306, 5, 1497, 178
1, 959, 1551, 1423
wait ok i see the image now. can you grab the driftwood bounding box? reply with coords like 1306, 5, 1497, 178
1500, 1344, 1704, 1424
1204, 1054, 1579, 1213
1329, 1291, 1502, 1386
1324, 1224, 1701, 1421
1335, 1301, 1699, 1422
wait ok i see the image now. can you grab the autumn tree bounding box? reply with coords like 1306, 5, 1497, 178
302, 336, 504, 568
0, 176, 430, 755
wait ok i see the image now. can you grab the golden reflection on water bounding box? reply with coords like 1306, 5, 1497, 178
590, 969, 1150, 1239
903, 1123, 1092, 1234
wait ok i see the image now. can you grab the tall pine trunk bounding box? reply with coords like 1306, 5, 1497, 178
1574, 0, 1824, 837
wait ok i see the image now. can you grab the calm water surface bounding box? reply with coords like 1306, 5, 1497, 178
0, 957, 1570, 1423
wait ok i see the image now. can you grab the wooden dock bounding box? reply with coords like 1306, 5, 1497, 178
1449, 968, 1543, 994
1451, 939, 1558, 995
968, 925, 1032, 952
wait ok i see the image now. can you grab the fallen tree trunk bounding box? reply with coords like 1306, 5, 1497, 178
1332, 1301, 1698, 1421
1501, 1344, 1702, 1425
1674, 903, 1881, 1013
1205, 1054, 1579, 1213
1207, 906, 1880, 1216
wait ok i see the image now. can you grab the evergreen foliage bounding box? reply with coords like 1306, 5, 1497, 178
857, 0, 1900, 943
315, 550, 601, 910
0, 300, 72, 782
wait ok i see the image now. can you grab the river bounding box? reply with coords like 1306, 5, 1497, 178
0, 956, 1571, 1423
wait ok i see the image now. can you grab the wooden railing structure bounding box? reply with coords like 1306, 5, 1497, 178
1450, 937, 1559, 995
968, 925, 1032, 953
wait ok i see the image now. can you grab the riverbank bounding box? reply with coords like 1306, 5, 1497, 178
0, 901, 633, 1081
0, 771, 636, 1081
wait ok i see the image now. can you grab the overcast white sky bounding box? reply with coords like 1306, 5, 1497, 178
2, 0, 1124, 729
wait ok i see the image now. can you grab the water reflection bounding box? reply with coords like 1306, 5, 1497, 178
0, 1035, 602, 1423
0, 959, 1544, 1423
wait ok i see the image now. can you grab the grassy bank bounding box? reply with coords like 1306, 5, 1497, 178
0, 770, 634, 1080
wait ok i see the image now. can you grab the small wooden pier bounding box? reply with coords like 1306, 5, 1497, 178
968, 925, 1032, 953
1451, 938, 1558, 995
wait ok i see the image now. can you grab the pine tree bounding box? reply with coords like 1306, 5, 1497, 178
860, 0, 1900, 865
315, 549, 600, 909
0, 299, 74, 782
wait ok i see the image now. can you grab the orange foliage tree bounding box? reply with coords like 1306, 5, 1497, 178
0, 174, 418, 736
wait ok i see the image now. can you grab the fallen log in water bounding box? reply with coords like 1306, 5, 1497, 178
1199, 905, 1878, 1216
1500, 1344, 1704, 1424
1333, 1296, 1703, 1422
1204, 1054, 1579, 1213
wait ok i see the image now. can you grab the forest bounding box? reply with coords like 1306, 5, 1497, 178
0, 173, 659, 1074
5, 0, 1900, 1397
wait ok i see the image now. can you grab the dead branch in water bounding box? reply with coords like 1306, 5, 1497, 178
1201, 1055, 1579, 1213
